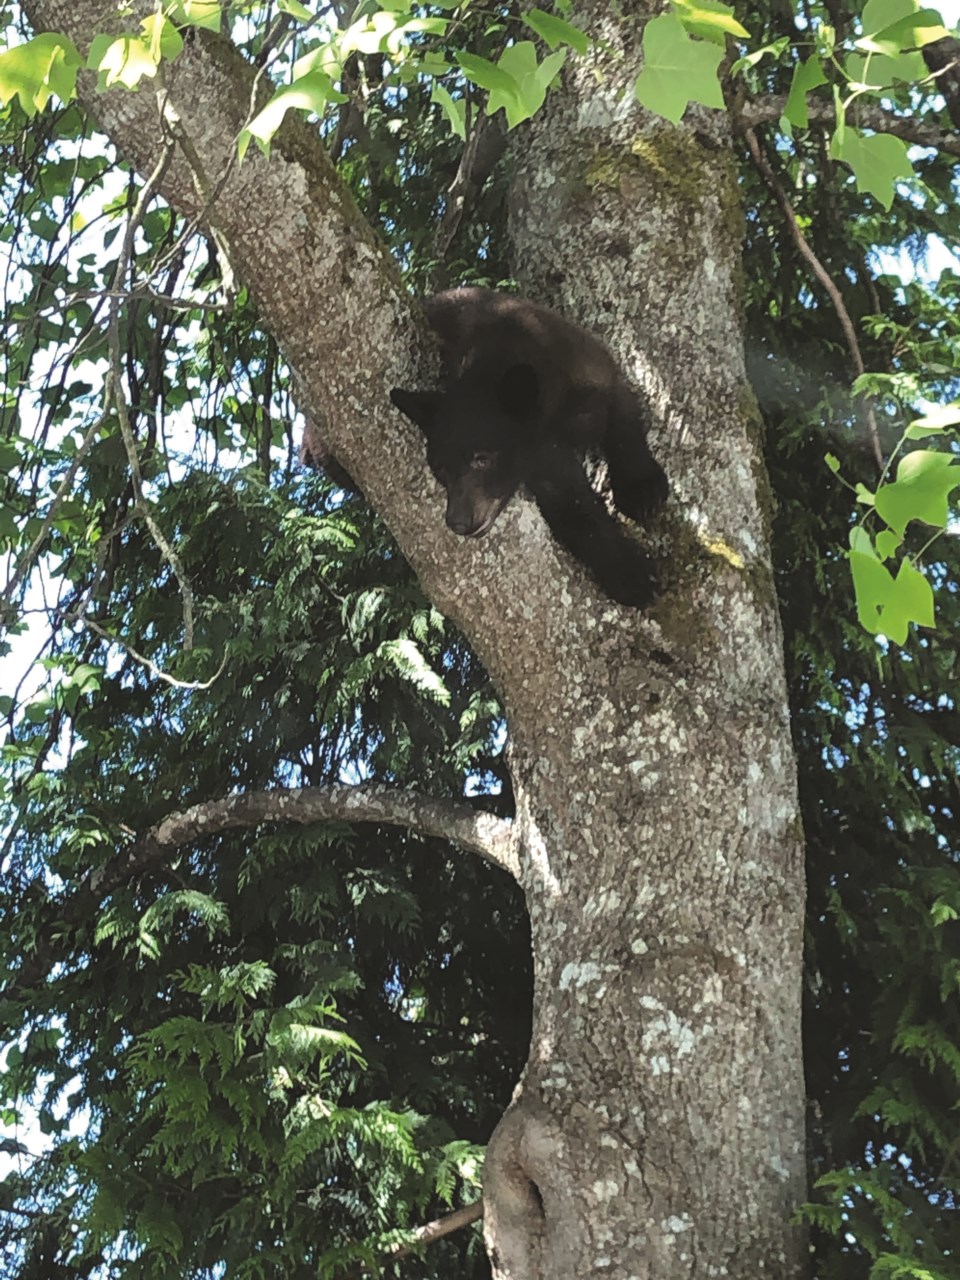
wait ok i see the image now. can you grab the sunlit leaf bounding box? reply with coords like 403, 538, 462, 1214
0, 33, 82, 115
524, 8, 590, 54
875, 450, 960, 533
830, 128, 913, 209
169, 0, 222, 30
905, 403, 960, 438
875, 529, 902, 559
141, 14, 184, 64
91, 36, 159, 89
849, 526, 897, 636
671, 0, 750, 44
241, 71, 348, 153
634, 13, 724, 124
431, 83, 467, 139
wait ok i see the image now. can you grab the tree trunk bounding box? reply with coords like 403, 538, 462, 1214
480, 7, 807, 1278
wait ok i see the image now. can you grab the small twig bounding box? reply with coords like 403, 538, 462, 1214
107, 123, 197, 650
744, 126, 884, 471
253, 13, 295, 68
1, 404, 111, 614
4, 285, 230, 329
383, 1200, 484, 1263
69, 614, 229, 691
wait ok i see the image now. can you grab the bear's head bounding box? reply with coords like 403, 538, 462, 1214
390, 364, 539, 538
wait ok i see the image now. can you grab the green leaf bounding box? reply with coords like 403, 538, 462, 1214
342, 10, 400, 56
494, 42, 548, 125
292, 44, 341, 82
783, 56, 828, 128
731, 36, 789, 75
379, 639, 450, 706
830, 128, 913, 209
461, 44, 564, 128
0, 33, 82, 115
905, 402, 960, 438
849, 527, 897, 636
845, 48, 927, 88
671, 0, 750, 44
857, 0, 949, 53
242, 71, 348, 153
890, 558, 934, 630
634, 13, 725, 124
278, 0, 316, 22
456, 52, 521, 101
875, 529, 902, 559
874, 450, 960, 534
848, 529, 932, 642
825, 452, 841, 473
91, 36, 159, 89
861, 0, 920, 31
524, 8, 590, 54
169, 0, 222, 32
932, 897, 959, 925
431, 84, 466, 140
141, 14, 184, 64
816, 23, 836, 57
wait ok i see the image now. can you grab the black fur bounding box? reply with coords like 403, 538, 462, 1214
391, 288, 667, 607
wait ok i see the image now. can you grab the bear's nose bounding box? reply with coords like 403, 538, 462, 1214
447, 514, 483, 537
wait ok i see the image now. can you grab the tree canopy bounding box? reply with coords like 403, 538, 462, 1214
0, 0, 959, 1277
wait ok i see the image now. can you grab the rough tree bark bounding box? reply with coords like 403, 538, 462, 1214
478, 7, 806, 1276
21, 1, 808, 1276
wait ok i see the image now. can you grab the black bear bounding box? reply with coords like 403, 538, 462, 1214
390, 287, 667, 607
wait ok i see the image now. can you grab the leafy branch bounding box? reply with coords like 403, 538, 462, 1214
828, 405, 960, 644
3, 784, 518, 1000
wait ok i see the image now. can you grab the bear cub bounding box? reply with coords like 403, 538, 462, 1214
390, 287, 668, 608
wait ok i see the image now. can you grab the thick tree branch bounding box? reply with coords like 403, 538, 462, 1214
739, 93, 960, 158
2, 786, 517, 1001
20, 0, 606, 710
100, 784, 519, 888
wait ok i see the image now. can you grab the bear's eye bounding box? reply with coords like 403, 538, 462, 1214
472, 452, 495, 470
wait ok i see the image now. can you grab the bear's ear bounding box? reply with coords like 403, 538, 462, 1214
498, 364, 539, 419
390, 388, 443, 434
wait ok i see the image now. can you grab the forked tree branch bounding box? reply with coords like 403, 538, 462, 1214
19, 0, 584, 694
